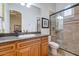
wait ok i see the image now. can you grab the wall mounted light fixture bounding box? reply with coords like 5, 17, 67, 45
20, 3, 33, 8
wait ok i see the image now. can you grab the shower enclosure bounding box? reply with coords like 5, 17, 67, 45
50, 4, 79, 55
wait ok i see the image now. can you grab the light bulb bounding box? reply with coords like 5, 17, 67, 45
26, 4, 31, 8
57, 16, 63, 19
20, 3, 25, 6
26, 3, 33, 8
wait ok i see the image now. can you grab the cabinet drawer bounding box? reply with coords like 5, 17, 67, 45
17, 38, 41, 49
17, 40, 32, 49
0, 43, 16, 55
0, 51, 16, 56
32, 38, 41, 44
42, 42, 48, 46
42, 37, 48, 43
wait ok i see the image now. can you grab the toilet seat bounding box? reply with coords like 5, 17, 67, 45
49, 42, 59, 49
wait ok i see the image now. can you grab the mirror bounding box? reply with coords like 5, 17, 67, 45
0, 3, 41, 34
10, 10, 22, 33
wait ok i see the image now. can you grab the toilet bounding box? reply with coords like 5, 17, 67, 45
48, 36, 60, 56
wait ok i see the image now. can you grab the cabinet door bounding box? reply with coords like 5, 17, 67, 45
17, 38, 41, 56
17, 47, 30, 56
41, 42, 48, 56
17, 44, 40, 56
41, 37, 48, 56
30, 44, 40, 56
0, 43, 16, 56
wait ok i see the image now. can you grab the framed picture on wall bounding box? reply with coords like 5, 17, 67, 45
42, 18, 49, 28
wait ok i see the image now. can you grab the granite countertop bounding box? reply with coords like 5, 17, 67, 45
0, 34, 49, 44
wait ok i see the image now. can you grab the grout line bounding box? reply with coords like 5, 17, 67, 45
59, 48, 79, 56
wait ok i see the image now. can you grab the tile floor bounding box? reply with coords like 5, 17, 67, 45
58, 49, 75, 56
49, 48, 75, 56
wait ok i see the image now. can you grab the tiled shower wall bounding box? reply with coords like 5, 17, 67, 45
50, 4, 79, 55
50, 11, 63, 45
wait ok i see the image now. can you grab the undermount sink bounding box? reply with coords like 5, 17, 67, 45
18, 34, 36, 38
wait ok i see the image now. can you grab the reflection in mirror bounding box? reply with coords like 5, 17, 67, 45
0, 3, 3, 33
0, 3, 41, 35
10, 10, 21, 33
0, 18, 3, 33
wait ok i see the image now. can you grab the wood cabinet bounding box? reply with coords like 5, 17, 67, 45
0, 36, 48, 56
17, 38, 41, 56
1, 51, 16, 56
41, 42, 48, 56
30, 43, 40, 56
41, 37, 48, 56
0, 42, 16, 56
30, 39, 41, 56
17, 43, 41, 56
17, 47, 31, 56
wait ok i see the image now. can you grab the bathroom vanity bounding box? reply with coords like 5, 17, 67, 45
0, 34, 48, 56
0, 3, 49, 56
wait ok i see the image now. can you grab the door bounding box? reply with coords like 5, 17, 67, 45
30, 44, 40, 56
41, 42, 48, 56
17, 47, 31, 56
